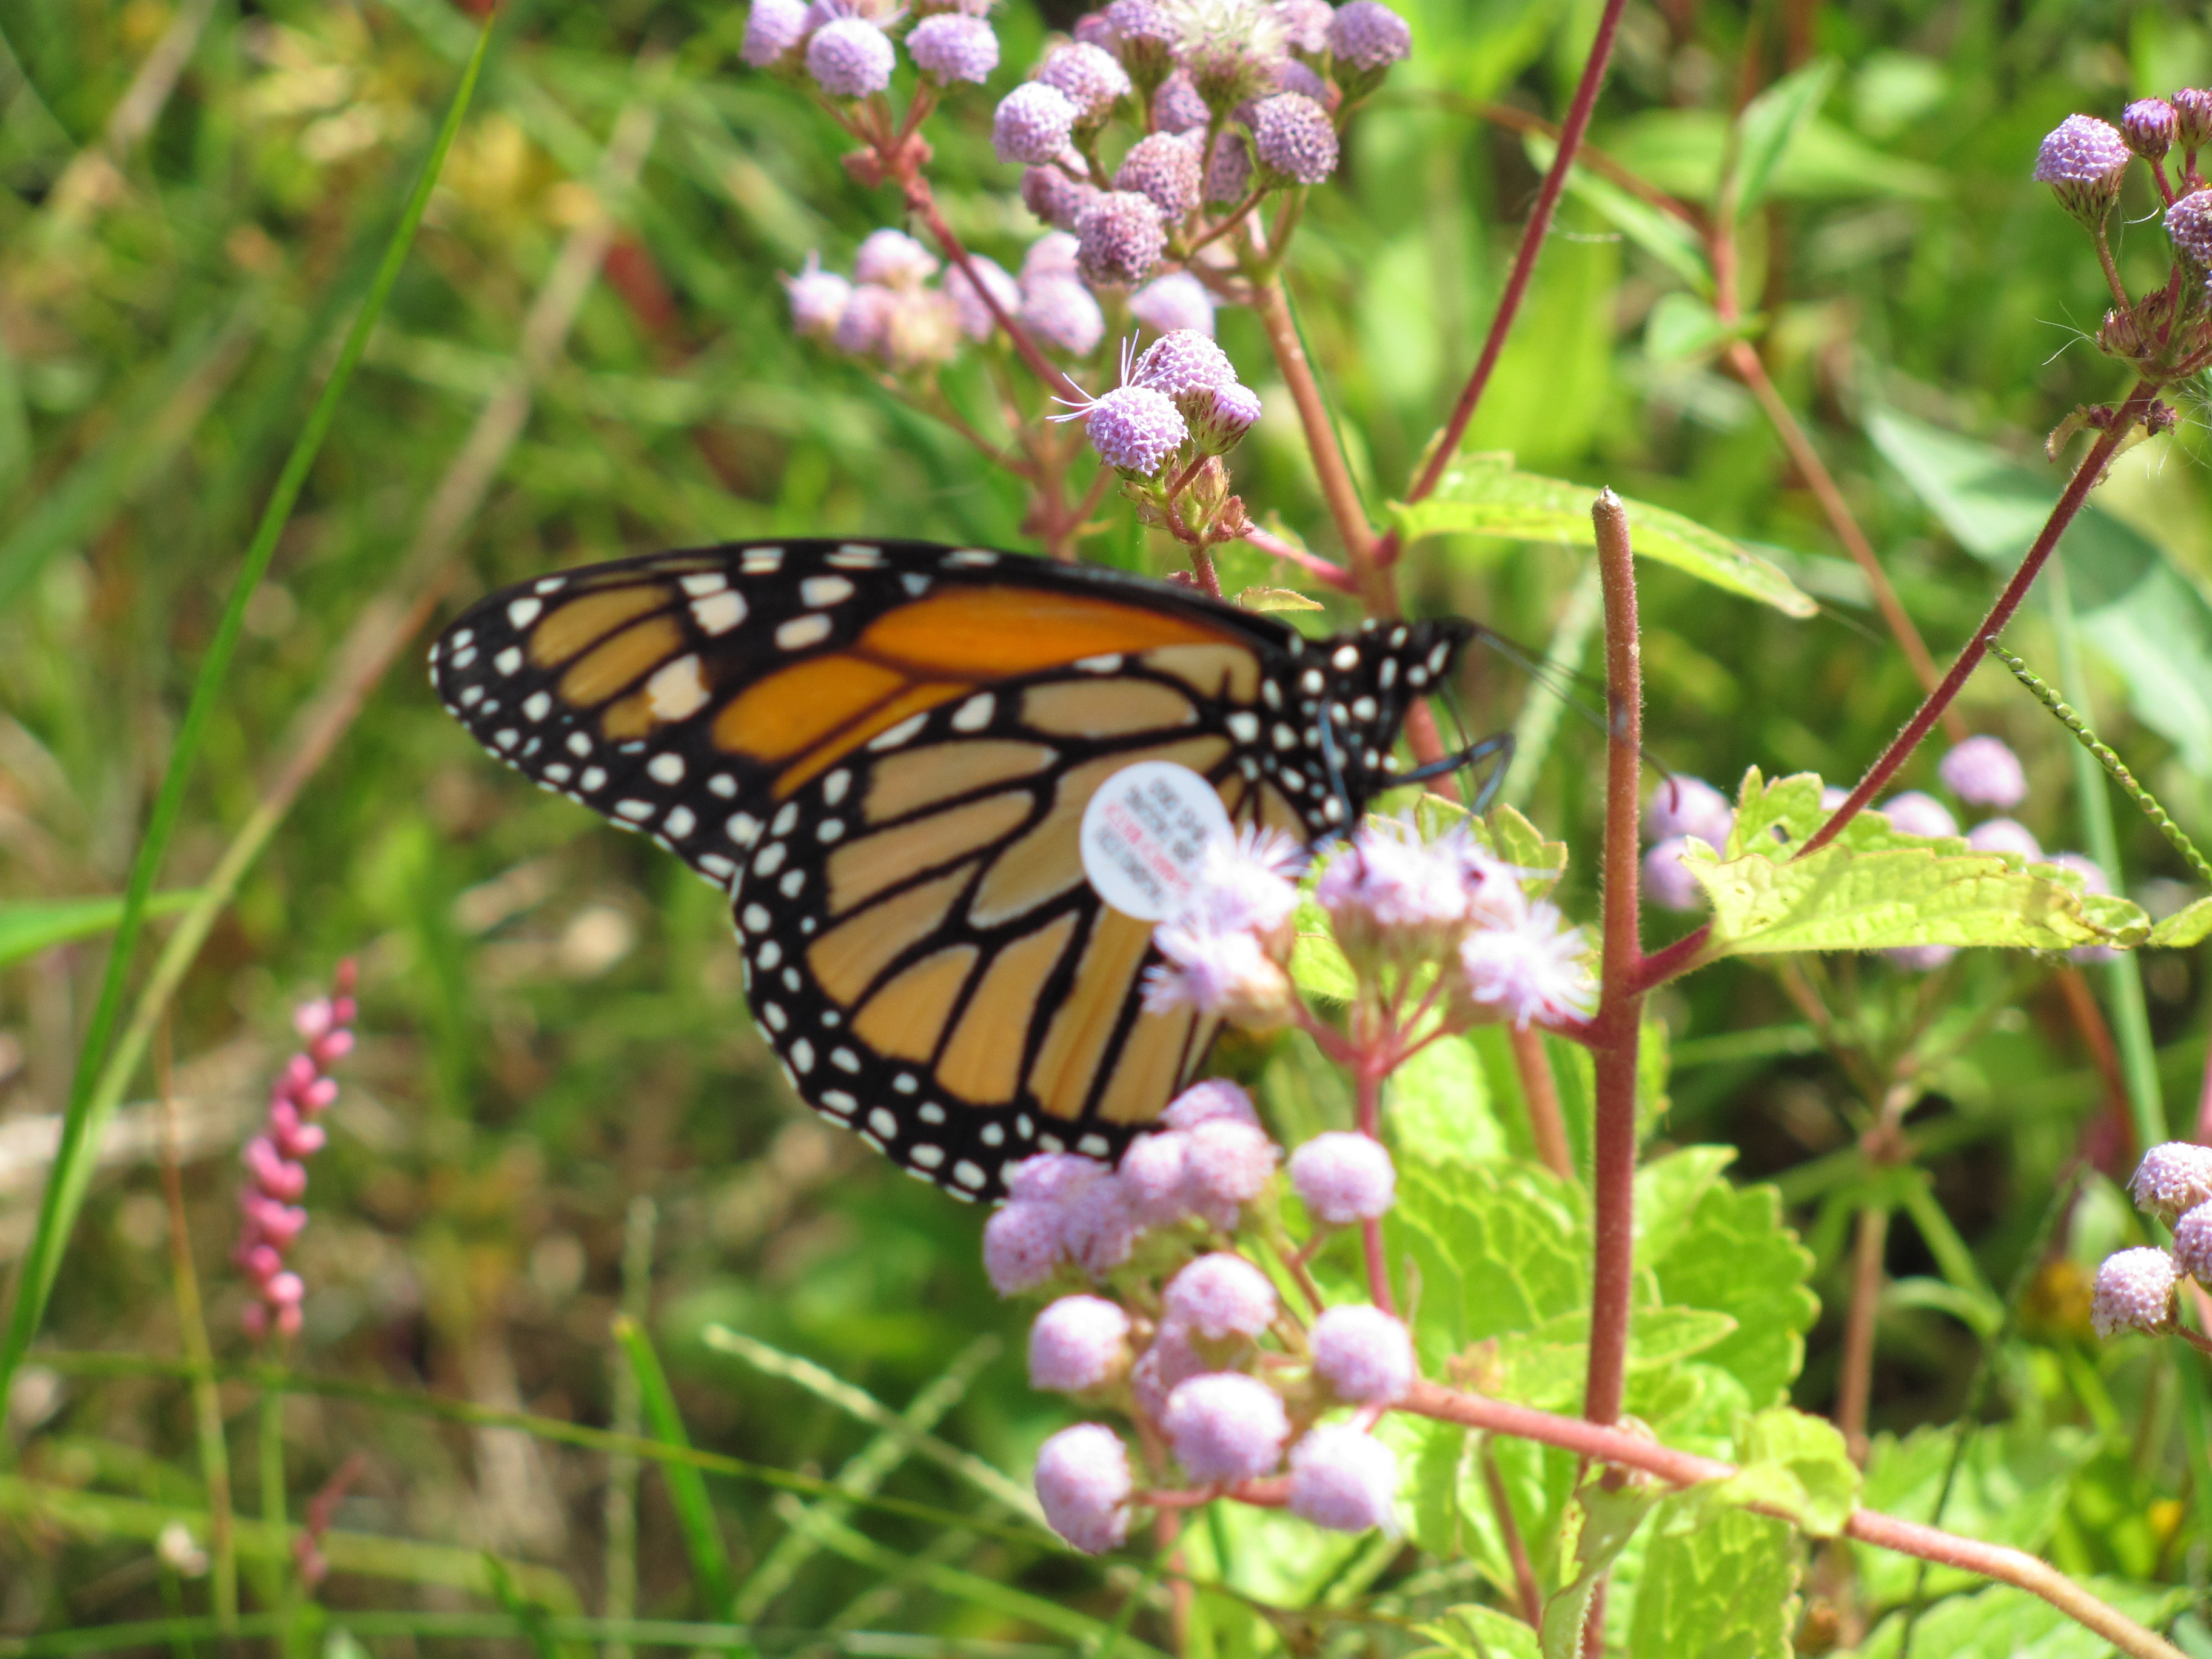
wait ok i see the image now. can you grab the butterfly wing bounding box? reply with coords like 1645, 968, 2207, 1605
430, 538, 1465, 1197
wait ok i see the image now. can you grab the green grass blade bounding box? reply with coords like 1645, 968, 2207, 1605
0, 13, 497, 1408
614, 1317, 738, 1620
0, 891, 199, 968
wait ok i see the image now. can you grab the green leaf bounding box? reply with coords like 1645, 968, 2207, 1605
1390, 460, 1817, 618
1726, 59, 1841, 220
1685, 771, 2147, 954
2150, 896, 2212, 947
1414, 1603, 1543, 1659
1643, 293, 1761, 363
1854, 1578, 2190, 1659
1641, 1152, 1818, 1409
1480, 803, 1570, 888
1388, 1034, 1508, 1165
1703, 1408, 1859, 1537
1289, 897, 1357, 1001
1866, 406, 2212, 775
1607, 109, 1945, 203
1541, 1484, 1660, 1659
1524, 133, 1712, 295
1387, 1159, 1589, 1369
615, 1319, 737, 1620
0, 892, 199, 968
1484, 1307, 1739, 1413
1627, 1498, 1798, 1659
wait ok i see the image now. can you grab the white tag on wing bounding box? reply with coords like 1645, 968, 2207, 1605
1079, 760, 1235, 922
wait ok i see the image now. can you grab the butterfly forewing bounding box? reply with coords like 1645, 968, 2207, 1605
431, 538, 1470, 1198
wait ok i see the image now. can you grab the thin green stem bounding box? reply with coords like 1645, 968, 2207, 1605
0, 14, 497, 1410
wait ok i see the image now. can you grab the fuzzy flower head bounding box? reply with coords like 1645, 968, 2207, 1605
1966, 818, 2042, 862
944, 254, 1022, 341
1162, 1372, 1290, 1480
853, 229, 938, 290
2092, 1247, 2179, 1338
1937, 736, 2027, 808
2175, 1205, 2212, 1285
2034, 114, 2131, 226
1316, 817, 1473, 963
994, 81, 1080, 164
1104, 0, 1181, 83
1164, 0, 1291, 112
1189, 381, 1262, 455
1877, 791, 1958, 840
1131, 270, 1216, 337
1075, 190, 1168, 286
1165, 1078, 1261, 1130
1164, 1252, 1279, 1340
1051, 338, 1188, 473
982, 1199, 1066, 1293
2130, 1142, 2212, 1225
1040, 41, 1135, 124
783, 253, 852, 338
743, 0, 810, 67
1250, 92, 1339, 183
1133, 327, 1239, 401
1644, 774, 1732, 846
1641, 837, 1704, 913
1118, 1130, 1195, 1225
1145, 922, 1293, 1026
1115, 132, 1204, 221
1022, 166, 1104, 232
1062, 1172, 1139, 1273
2123, 98, 2178, 161
2167, 190, 2212, 268
1036, 1424, 1135, 1552
1289, 1131, 1395, 1224
1205, 129, 1253, 204
1153, 69, 1212, 133
908, 12, 1000, 82
1182, 1117, 1281, 1227
1021, 274, 1107, 355
1311, 1303, 1413, 1403
1458, 900, 1595, 1028
1030, 1295, 1134, 1392
1275, 0, 1332, 56
880, 288, 963, 371
806, 15, 897, 96
1289, 1426, 1397, 1532
1327, 0, 1410, 79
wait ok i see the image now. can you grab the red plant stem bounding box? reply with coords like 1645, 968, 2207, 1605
1583, 491, 1646, 1436
1239, 525, 1358, 592
1799, 381, 2159, 860
1355, 1066, 1398, 1313
1834, 1202, 1889, 1463
1378, 0, 1629, 557
1482, 1441, 1545, 1626
1246, 267, 1382, 597
902, 176, 1081, 404
1507, 1023, 1575, 1181
1398, 1381, 2188, 1659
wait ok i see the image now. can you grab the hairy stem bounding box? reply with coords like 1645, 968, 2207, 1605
1507, 1024, 1575, 1181
1800, 380, 2159, 860
1399, 1381, 2188, 1659
1355, 1068, 1397, 1313
903, 176, 1079, 404
1384, 0, 1630, 537
1583, 491, 1646, 1435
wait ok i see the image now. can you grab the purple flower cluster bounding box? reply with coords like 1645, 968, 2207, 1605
1641, 774, 1734, 914
2033, 94, 2212, 238
2091, 1142, 2212, 1339
235, 962, 356, 1341
746, 0, 1002, 95
985, 1070, 1415, 1551
1052, 331, 1264, 477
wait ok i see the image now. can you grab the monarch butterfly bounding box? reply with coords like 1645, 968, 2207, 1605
430, 540, 1473, 1199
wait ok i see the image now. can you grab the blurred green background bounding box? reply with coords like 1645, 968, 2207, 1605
5, 0, 2212, 1646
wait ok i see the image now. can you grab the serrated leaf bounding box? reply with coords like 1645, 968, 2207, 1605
1387, 1160, 1589, 1368
2150, 895, 2212, 947
1703, 1408, 1858, 1537
1235, 584, 1324, 612
1628, 1498, 1797, 1658
1389, 460, 1816, 617
1487, 1307, 1739, 1413
1541, 1485, 1659, 1659
1481, 802, 1570, 886
1687, 771, 2147, 954
1727, 59, 1840, 220
1388, 1033, 1507, 1166
1415, 1603, 1542, 1659
1643, 1165, 1817, 1409
1854, 1578, 2189, 1659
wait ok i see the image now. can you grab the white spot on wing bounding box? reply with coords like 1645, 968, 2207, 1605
508, 597, 543, 629
648, 752, 685, 784
680, 572, 728, 596
802, 574, 856, 606
692, 591, 746, 635
495, 647, 523, 675
646, 654, 710, 722
951, 694, 995, 732
868, 713, 928, 751
777, 614, 833, 651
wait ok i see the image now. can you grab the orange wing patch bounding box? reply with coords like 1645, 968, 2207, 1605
529, 585, 671, 668
859, 588, 1225, 676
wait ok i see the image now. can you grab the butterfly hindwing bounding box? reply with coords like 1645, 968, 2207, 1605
431, 538, 1473, 1198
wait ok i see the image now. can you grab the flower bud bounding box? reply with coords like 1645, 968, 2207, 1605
2177, 89, 2212, 153
994, 82, 1079, 165
2091, 1246, 2178, 1337
1075, 191, 1168, 286
1965, 817, 2042, 862
1936, 736, 2026, 808
2123, 98, 2177, 161
1188, 381, 1261, 454
1030, 1295, 1134, 1391
1039, 42, 1134, 125
805, 16, 896, 97
1641, 837, 1704, 913
908, 12, 999, 82
1104, 0, 1178, 86
1289, 1425, 1396, 1532
1876, 791, 1957, 839
2130, 1142, 2212, 1225
1250, 92, 1339, 184
1289, 1132, 1395, 1222
1131, 271, 1217, 337
983, 1200, 1065, 1293
1114, 132, 1204, 220
1162, 1372, 1290, 1480
1164, 1252, 1278, 1339
1020, 275, 1107, 355
1311, 1303, 1414, 1403
2175, 1204, 2212, 1285
1036, 1424, 1135, 1552
2167, 190, 2212, 267
742, 0, 809, 66
2033, 114, 2131, 227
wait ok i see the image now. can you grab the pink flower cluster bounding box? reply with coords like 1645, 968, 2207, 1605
1052, 329, 1265, 477
235, 961, 355, 1341
999, 1079, 1415, 1552
2090, 1141, 2212, 1339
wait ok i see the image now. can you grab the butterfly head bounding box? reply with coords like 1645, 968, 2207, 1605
1283, 616, 1479, 830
